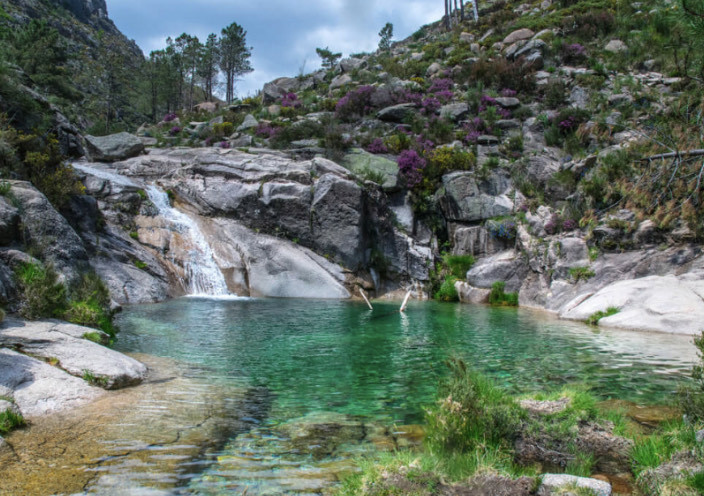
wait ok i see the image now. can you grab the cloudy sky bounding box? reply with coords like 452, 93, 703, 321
105, 0, 444, 98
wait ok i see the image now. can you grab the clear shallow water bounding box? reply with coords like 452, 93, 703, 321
106, 298, 697, 494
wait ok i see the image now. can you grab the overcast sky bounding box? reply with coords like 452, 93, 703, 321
105, 0, 444, 98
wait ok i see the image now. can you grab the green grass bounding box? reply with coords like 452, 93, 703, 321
0, 409, 25, 434
82, 370, 108, 388
134, 259, 148, 270
82, 332, 104, 344
488, 282, 519, 307
568, 266, 595, 283
586, 307, 620, 325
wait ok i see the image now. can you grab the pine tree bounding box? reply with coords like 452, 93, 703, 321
198, 33, 220, 102
316, 47, 342, 70
378, 23, 393, 52
219, 22, 252, 103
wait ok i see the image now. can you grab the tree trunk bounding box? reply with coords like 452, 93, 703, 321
460, 0, 465, 20
444, 0, 450, 29
473, 0, 479, 21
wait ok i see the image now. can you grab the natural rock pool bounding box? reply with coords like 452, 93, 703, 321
0, 298, 698, 495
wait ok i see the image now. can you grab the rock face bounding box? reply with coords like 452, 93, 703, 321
439, 170, 515, 222
342, 148, 400, 191
0, 318, 147, 389
85, 132, 144, 162
10, 181, 89, 282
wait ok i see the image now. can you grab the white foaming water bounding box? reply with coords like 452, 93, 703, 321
145, 186, 230, 297
72, 163, 140, 187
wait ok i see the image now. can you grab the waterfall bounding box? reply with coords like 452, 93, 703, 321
145, 186, 230, 297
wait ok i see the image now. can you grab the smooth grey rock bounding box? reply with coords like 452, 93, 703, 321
0, 318, 147, 389
230, 134, 253, 147
496, 119, 521, 130
513, 39, 547, 60
339, 57, 366, 73
522, 149, 562, 186
559, 275, 704, 334
477, 134, 500, 145
440, 171, 514, 222
459, 32, 474, 43
440, 102, 470, 122
330, 74, 352, 90
200, 218, 349, 299
426, 62, 443, 76
467, 250, 527, 292
608, 93, 633, 106
376, 103, 417, 123
0, 348, 102, 417
85, 132, 144, 162
456, 282, 490, 304
638, 451, 703, 496
538, 474, 611, 496
503, 28, 534, 44
605, 39, 628, 53
237, 114, 259, 132
569, 86, 590, 109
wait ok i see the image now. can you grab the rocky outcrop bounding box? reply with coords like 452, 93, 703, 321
0, 347, 103, 417
439, 170, 516, 222
560, 275, 704, 334
0, 318, 147, 389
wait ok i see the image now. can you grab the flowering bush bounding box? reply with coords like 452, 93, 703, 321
163, 113, 178, 122
500, 88, 517, 97
544, 214, 561, 235
497, 107, 512, 119
563, 43, 587, 63
558, 115, 577, 133
434, 89, 454, 103
429, 78, 454, 93
562, 218, 578, 231
398, 149, 426, 188
366, 138, 389, 154
421, 96, 442, 115
255, 123, 280, 139
336, 85, 376, 121
393, 90, 423, 105
168, 126, 181, 136
281, 92, 302, 108
219, 141, 231, 149
204, 137, 214, 147
486, 218, 517, 240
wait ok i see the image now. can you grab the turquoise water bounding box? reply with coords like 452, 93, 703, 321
111, 298, 697, 494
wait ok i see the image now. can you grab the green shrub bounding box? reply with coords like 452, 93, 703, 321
425, 359, 523, 454
568, 266, 595, 282
0, 408, 25, 434
82, 332, 104, 344
134, 259, 148, 270
586, 307, 619, 325
489, 281, 519, 306
65, 272, 116, 337
354, 166, 386, 185
15, 262, 67, 319
435, 277, 459, 302
82, 369, 108, 388
0, 307, 4, 322
679, 331, 704, 422
442, 254, 475, 279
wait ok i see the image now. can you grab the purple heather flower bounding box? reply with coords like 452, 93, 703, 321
281, 92, 302, 108
163, 113, 178, 122
429, 78, 454, 93
500, 88, 517, 97
398, 149, 426, 188
168, 126, 181, 136
366, 138, 389, 154
219, 141, 231, 149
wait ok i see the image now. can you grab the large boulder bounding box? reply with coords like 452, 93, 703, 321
466, 250, 527, 292
0, 318, 147, 389
439, 170, 515, 222
85, 132, 144, 162
0, 347, 103, 417
440, 102, 470, 122
376, 103, 417, 123
503, 28, 535, 45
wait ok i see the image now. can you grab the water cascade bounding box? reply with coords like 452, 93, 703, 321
145, 185, 230, 296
